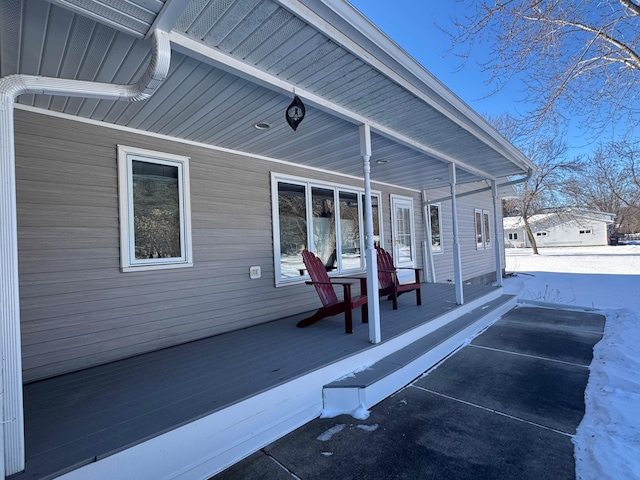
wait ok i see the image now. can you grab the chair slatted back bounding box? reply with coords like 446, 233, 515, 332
302, 250, 339, 306
376, 247, 396, 289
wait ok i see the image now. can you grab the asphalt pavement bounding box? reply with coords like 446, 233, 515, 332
213, 306, 605, 480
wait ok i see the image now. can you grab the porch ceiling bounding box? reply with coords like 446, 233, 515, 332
1, 0, 534, 191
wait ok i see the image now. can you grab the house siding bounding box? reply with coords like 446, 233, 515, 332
425, 184, 501, 284
15, 109, 424, 381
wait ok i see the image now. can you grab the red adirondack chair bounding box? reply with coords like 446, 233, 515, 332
297, 250, 368, 333
376, 246, 422, 310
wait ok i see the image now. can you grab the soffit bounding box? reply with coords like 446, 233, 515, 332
2, 0, 530, 191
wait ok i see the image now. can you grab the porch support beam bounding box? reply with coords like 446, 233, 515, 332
491, 180, 503, 287
449, 164, 464, 304
421, 191, 436, 283
360, 124, 381, 344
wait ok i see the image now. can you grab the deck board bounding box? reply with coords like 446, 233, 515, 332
12, 283, 496, 480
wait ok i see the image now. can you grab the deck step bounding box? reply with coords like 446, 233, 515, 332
322, 294, 517, 414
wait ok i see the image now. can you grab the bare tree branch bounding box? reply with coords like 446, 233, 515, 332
447, 0, 640, 135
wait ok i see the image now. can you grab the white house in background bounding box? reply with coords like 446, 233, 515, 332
504, 210, 616, 248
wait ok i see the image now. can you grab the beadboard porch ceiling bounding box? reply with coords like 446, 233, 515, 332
1, 0, 534, 191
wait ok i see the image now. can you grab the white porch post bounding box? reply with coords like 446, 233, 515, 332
0, 92, 25, 477
421, 191, 436, 283
449, 163, 464, 304
491, 180, 503, 287
359, 124, 381, 344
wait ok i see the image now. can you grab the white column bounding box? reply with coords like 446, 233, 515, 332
359, 124, 381, 344
491, 180, 503, 287
421, 191, 436, 283
449, 163, 464, 304
0, 93, 25, 476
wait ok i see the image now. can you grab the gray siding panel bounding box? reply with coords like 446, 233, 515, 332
16, 109, 424, 381
425, 183, 500, 284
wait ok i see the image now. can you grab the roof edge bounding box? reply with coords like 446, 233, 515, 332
278, 0, 535, 173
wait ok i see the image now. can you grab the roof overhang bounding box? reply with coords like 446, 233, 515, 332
2, 0, 535, 191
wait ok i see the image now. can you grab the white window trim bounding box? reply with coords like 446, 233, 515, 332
390, 194, 417, 268
474, 208, 491, 250
483, 210, 491, 249
428, 203, 443, 254
117, 145, 193, 272
271, 172, 383, 286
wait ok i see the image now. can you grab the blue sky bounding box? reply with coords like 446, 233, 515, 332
348, 1, 527, 121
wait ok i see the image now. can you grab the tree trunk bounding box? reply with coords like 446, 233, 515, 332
523, 217, 539, 254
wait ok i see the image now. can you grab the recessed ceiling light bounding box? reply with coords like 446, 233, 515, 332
254, 122, 271, 130
376, 159, 389, 164
434, 177, 443, 181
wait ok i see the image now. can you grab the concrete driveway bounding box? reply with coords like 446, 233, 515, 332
213, 306, 605, 480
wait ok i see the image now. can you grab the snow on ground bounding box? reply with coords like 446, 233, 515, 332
503, 245, 640, 480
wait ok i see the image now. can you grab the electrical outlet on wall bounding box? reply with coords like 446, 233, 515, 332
249, 266, 261, 279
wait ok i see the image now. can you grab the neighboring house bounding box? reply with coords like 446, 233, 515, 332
0, 0, 534, 478
504, 211, 616, 248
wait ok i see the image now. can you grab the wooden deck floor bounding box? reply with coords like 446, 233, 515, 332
12, 283, 497, 480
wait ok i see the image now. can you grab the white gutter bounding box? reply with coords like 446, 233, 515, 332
0, 29, 170, 477
426, 169, 534, 204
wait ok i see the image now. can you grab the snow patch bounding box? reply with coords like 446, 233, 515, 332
356, 424, 379, 432
320, 404, 371, 420
333, 363, 374, 382
316, 424, 345, 442
504, 246, 640, 479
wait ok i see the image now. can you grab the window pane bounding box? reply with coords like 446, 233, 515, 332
430, 204, 441, 252
278, 182, 307, 278
361, 194, 381, 248
312, 187, 337, 269
132, 160, 181, 259
475, 211, 483, 247
397, 206, 413, 263
339, 192, 361, 270
483, 212, 491, 247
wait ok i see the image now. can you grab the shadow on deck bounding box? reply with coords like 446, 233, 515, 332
13, 283, 504, 480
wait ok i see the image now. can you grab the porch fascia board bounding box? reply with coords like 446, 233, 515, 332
169, 31, 498, 182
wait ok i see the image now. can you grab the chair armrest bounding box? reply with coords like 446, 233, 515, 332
305, 280, 356, 286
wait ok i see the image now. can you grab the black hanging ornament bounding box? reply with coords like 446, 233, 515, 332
285, 95, 305, 131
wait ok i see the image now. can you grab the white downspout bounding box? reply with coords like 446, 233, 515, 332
449, 163, 464, 304
491, 180, 503, 287
0, 29, 170, 477
360, 124, 381, 344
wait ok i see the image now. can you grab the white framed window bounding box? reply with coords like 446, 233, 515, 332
428, 203, 443, 253
474, 208, 491, 249
117, 145, 193, 272
272, 173, 382, 285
